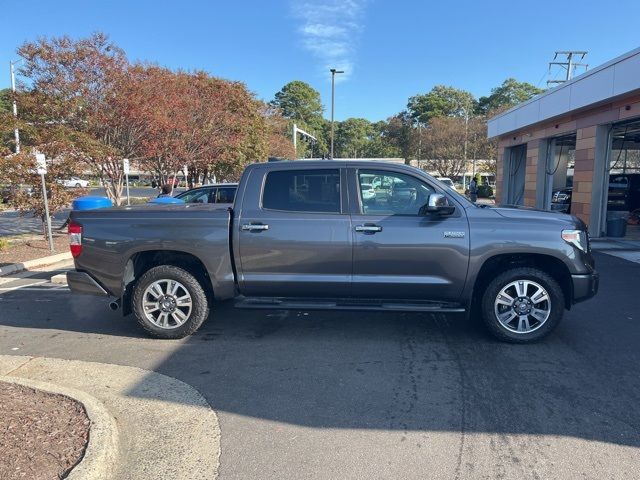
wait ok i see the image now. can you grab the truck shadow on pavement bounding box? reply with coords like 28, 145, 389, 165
1, 253, 639, 452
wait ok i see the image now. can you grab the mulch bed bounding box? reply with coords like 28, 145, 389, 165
0, 233, 69, 267
0, 382, 90, 480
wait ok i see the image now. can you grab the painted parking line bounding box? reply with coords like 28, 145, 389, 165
0, 280, 49, 293
599, 250, 640, 264
0, 278, 69, 294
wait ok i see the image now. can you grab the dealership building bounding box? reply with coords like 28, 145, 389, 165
488, 47, 640, 238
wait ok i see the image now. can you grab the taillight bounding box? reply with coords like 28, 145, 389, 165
68, 221, 82, 257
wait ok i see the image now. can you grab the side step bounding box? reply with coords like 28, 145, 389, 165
234, 296, 466, 313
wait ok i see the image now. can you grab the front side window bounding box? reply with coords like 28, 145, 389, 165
358, 169, 436, 215
262, 169, 341, 213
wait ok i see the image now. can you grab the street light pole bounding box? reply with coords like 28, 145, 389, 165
329, 68, 344, 159
10, 60, 21, 153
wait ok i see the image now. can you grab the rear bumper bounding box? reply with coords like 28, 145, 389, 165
571, 271, 599, 304
66, 271, 109, 296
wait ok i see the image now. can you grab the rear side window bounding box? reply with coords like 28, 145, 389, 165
262, 169, 341, 213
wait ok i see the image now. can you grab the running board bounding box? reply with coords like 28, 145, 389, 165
234, 296, 465, 313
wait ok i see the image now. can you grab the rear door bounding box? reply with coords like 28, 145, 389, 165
349, 167, 469, 302
237, 165, 352, 297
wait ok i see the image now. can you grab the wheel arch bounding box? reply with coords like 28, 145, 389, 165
122, 250, 213, 316
472, 253, 572, 311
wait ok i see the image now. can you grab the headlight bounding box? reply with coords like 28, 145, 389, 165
562, 229, 588, 252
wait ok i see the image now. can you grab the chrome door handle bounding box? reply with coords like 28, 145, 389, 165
242, 224, 269, 231
355, 225, 382, 233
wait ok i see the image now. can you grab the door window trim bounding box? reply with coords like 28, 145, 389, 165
258, 167, 347, 215
351, 167, 457, 217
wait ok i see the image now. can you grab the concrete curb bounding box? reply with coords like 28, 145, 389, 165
0, 252, 72, 277
0, 375, 119, 480
0, 355, 220, 479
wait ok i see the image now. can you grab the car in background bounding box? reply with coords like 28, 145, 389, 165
59, 177, 90, 188
551, 174, 640, 214
437, 177, 455, 189
175, 183, 238, 204
551, 187, 572, 213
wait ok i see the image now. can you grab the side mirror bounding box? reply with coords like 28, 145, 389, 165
419, 193, 455, 216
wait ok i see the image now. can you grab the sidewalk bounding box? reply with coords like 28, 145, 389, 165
591, 237, 640, 264
0, 356, 220, 480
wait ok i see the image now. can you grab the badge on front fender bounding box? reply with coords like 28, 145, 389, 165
444, 231, 465, 238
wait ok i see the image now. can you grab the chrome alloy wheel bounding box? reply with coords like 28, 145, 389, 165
142, 279, 192, 329
494, 280, 551, 334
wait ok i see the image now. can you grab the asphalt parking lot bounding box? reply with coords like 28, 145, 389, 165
0, 252, 638, 480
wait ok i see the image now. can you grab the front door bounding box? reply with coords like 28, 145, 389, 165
350, 168, 469, 302
237, 167, 352, 298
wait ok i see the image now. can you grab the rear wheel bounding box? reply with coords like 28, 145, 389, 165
132, 265, 209, 339
481, 267, 564, 343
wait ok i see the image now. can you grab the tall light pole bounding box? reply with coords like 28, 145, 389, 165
329, 68, 344, 159
10, 60, 22, 153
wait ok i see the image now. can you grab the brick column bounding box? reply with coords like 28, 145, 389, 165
571, 126, 597, 225
495, 147, 505, 204
523, 140, 540, 207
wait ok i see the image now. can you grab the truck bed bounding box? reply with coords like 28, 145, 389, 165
69, 203, 234, 299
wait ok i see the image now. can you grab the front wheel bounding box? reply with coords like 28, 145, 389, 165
132, 265, 209, 339
480, 267, 565, 343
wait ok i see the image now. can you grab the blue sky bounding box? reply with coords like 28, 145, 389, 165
1, 0, 639, 121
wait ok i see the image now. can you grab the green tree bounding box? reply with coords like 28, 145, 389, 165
335, 118, 373, 158
408, 85, 477, 124
477, 78, 544, 115
0, 89, 16, 153
271, 81, 326, 157
271, 80, 323, 121
383, 112, 417, 162
0, 89, 12, 114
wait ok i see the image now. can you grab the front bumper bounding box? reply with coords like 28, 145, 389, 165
571, 271, 599, 304
66, 271, 109, 296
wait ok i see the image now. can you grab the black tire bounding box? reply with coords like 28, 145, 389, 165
75, 183, 81, 188
132, 265, 209, 339
480, 267, 565, 343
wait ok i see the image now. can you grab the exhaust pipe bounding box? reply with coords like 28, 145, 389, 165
109, 301, 120, 311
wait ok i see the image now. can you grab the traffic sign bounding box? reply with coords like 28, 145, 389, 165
35, 153, 47, 175
123, 158, 130, 175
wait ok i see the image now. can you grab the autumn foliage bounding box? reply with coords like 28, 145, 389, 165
1, 33, 294, 206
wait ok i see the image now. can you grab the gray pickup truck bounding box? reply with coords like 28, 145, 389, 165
67, 160, 598, 343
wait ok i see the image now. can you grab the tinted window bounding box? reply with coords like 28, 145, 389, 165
262, 169, 341, 213
178, 188, 213, 204
358, 169, 436, 215
216, 187, 236, 203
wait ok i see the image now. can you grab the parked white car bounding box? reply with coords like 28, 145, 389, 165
437, 177, 455, 189
60, 177, 90, 188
